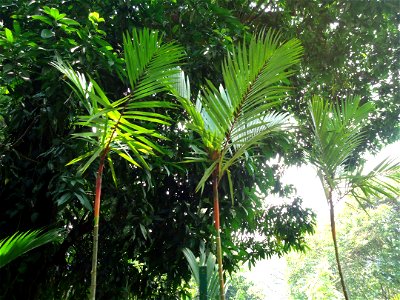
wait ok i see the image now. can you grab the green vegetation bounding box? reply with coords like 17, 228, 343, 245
0, 0, 399, 299
226, 274, 264, 300
287, 199, 400, 300
304, 96, 399, 299
183, 245, 220, 299
0, 228, 61, 268
174, 29, 303, 299
53, 28, 185, 299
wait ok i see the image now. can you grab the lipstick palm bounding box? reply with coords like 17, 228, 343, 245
306, 95, 400, 299
173, 30, 303, 299
52, 28, 184, 299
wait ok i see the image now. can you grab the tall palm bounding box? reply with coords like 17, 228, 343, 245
52, 28, 184, 299
172, 30, 303, 299
306, 95, 400, 299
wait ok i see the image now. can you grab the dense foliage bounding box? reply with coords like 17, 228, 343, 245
287, 199, 400, 300
226, 274, 264, 300
0, 0, 398, 299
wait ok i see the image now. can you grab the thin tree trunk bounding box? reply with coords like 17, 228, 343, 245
89, 154, 106, 300
212, 169, 225, 300
328, 195, 349, 300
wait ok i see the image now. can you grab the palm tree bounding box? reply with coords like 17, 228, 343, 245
172, 30, 303, 299
0, 228, 61, 268
52, 28, 184, 299
306, 95, 400, 299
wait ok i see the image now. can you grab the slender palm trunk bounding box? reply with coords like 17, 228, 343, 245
89, 153, 107, 300
212, 169, 225, 300
328, 196, 349, 300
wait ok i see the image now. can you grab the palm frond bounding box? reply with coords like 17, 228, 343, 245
308, 95, 374, 180
221, 112, 291, 174
204, 29, 301, 161
53, 28, 184, 172
171, 30, 302, 190
349, 157, 400, 201
0, 228, 62, 268
123, 28, 185, 100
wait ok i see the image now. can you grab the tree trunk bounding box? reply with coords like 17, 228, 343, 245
89, 156, 106, 300
328, 196, 349, 300
212, 169, 225, 300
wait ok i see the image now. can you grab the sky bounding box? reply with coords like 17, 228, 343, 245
281, 140, 400, 223
242, 140, 400, 299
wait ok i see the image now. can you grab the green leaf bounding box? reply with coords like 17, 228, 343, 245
75, 192, 92, 211
56, 193, 72, 206
139, 224, 147, 240
58, 18, 81, 26
42, 6, 65, 20
182, 248, 200, 284
4, 28, 14, 43
78, 146, 103, 174
196, 160, 218, 193
107, 154, 118, 187
227, 169, 234, 206
12, 21, 21, 35
31, 15, 53, 26
41, 29, 54, 39
66, 150, 96, 166
89, 12, 105, 23
0, 229, 62, 268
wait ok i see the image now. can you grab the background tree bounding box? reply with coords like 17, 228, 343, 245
226, 274, 264, 300
287, 198, 400, 300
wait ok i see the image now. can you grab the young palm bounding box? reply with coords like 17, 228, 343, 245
173, 30, 303, 299
52, 28, 184, 299
182, 245, 221, 299
306, 95, 400, 299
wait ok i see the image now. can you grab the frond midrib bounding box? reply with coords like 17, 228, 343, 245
220, 54, 273, 157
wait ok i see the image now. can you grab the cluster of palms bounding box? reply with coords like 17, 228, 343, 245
2, 28, 398, 300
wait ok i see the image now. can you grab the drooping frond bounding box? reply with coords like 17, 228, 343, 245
221, 112, 291, 174
349, 157, 400, 202
0, 228, 61, 268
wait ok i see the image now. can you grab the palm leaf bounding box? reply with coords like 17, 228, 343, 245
349, 157, 400, 201
308, 95, 374, 179
172, 30, 302, 189
0, 228, 61, 268
52, 28, 184, 172
124, 28, 185, 100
